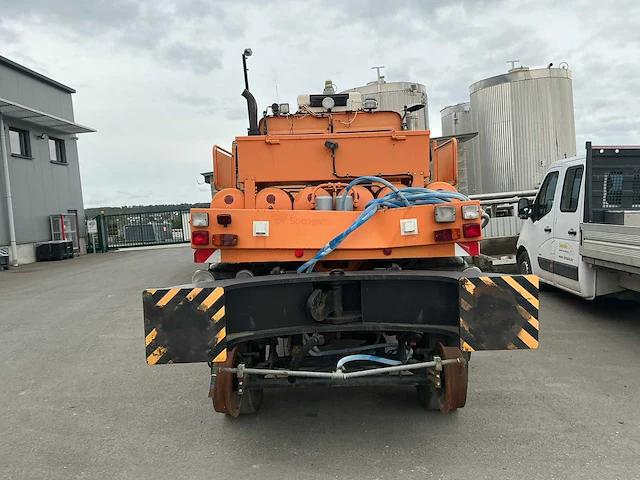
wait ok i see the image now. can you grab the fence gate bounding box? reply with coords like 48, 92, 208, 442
95, 209, 191, 250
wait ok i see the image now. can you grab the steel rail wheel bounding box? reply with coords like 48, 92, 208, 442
416, 342, 468, 412
212, 347, 263, 416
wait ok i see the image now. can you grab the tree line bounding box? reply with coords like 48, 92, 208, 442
85, 203, 209, 218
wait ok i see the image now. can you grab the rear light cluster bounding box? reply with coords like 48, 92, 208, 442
434, 228, 461, 242
212, 234, 238, 246
217, 214, 232, 226
434, 223, 481, 242
191, 212, 209, 227
463, 223, 481, 238
461, 205, 480, 220
192, 231, 209, 245
435, 204, 480, 223
191, 232, 238, 246
434, 205, 456, 222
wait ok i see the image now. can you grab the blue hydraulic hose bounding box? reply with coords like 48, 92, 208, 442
336, 354, 403, 370
297, 176, 471, 273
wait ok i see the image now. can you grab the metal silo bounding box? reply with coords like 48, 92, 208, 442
441, 102, 472, 136
440, 102, 476, 194
469, 66, 576, 194
343, 75, 429, 129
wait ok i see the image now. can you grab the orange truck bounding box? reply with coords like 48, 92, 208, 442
142, 51, 539, 417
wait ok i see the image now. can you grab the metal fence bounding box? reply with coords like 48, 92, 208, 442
94, 210, 191, 250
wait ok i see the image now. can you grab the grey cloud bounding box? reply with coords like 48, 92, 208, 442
173, 93, 245, 120
162, 43, 223, 75
2, 0, 233, 75
2, 0, 138, 34
0, 24, 21, 46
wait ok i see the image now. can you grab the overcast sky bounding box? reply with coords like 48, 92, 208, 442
2, 0, 639, 207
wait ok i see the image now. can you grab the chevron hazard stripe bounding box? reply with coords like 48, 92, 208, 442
143, 286, 227, 364
459, 274, 539, 351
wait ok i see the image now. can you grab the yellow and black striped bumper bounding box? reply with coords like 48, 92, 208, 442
459, 274, 539, 351
142, 272, 539, 365
143, 286, 227, 365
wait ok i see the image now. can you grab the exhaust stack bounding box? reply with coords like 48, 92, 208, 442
241, 48, 260, 136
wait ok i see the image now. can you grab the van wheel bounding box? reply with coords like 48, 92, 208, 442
517, 251, 532, 275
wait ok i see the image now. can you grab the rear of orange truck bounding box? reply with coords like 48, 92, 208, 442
142, 56, 539, 417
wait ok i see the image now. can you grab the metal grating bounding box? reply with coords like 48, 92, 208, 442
603, 171, 624, 207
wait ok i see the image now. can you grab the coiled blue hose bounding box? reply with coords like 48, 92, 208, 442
297, 176, 472, 273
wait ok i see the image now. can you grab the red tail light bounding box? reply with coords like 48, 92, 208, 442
294, 249, 304, 258
212, 234, 238, 246
463, 223, 481, 238
382, 248, 392, 256
434, 228, 461, 242
192, 231, 209, 245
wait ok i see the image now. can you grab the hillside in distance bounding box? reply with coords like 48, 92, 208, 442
85, 203, 209, 218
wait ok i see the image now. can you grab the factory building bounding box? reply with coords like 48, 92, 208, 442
0, 55, 95, 265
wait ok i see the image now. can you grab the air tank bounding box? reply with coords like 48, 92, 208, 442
469, 66, 576, 194
440, 102, 474, 195
343, 79, 429, 129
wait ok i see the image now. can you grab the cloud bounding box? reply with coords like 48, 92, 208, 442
2, 0, 639, 207
173, 93, 246, 120
161, 43, 223, 75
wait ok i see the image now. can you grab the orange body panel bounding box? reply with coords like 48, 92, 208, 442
218, 244, 458, 263
195, 108, 477, 265
212, 145, 235, 190
191, 201, 482, 262
432, 138, 458, 185
236, 131, 429, 185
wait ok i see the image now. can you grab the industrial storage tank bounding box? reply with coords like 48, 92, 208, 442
440, 102, 475, 194
343, 74, 429, 129
469, 66, 576, 194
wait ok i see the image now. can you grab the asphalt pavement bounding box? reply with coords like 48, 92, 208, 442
1, 246, 639, 479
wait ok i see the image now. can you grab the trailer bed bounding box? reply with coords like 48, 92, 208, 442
581, 222, 640, 275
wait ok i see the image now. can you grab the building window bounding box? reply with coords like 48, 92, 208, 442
49, 137, 67, 163
9, 127, 31, 157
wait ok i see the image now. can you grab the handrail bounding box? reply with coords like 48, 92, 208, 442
469, 189, 538, 201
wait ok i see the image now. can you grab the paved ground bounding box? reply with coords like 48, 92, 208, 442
1, 247, 639, 480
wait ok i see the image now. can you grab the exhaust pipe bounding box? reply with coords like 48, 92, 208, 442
242, 88, 260, 136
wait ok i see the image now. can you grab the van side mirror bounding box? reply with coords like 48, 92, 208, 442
518, 198, 532, 219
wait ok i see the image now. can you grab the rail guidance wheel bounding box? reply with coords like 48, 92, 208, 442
212, 347, 263, 417
416, 342, 468, 413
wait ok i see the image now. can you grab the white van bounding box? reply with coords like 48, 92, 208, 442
516, 143, 640, 299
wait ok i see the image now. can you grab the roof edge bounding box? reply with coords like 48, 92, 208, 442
469, 67, 572, 95
0, 55, 76, 94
